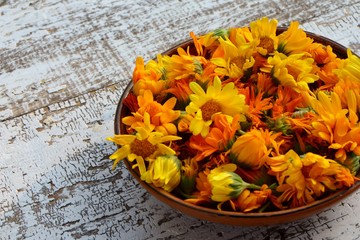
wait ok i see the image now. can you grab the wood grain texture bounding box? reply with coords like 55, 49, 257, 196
0, 0, 360, 239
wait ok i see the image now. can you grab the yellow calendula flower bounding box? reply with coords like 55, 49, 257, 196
107, 113, 181, 174
207, 164, 261, 202
277, 21, 313, 54
122, 89, 181, 135
141, 155, 181, 192
334, 49, 360, 83
211, 36, 255, 79
250, 17, 278, 55
185, 76, 248, 137
262, 52, 319, 92
230, 128, 283, 169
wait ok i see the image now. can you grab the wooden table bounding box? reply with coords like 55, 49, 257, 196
1, 0, 359, 239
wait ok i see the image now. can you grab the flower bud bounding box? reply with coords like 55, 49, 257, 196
141, 155, 181, 192
180, 158, 198, 195
207, 164, 260, 202
230, 129, 272, 169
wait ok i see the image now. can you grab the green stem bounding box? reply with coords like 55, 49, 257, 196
247, 183, 262, 190
258, 201, 272, 213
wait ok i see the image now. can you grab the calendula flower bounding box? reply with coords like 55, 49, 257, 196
211, 36, 255, 79
177, 112, 193, 132
107, 113, 181, 174
185, 169, 212, 205
235, 184, 272, 212
242, 87, 273, 127
310, 91, 360, 162
271, 86, 304, 118
317, 59, 341, 89
268, 150, 355, 208
189, 114, 240, 161
180, 158, 199, 194
262, 52, 319, 92
164, 47, 207, 80
230, 128, 283, 169
228, 27, 253, 47
165, 78, 192, 104
250, 17, 278, 55
308, 43, 337, 65
207, 164, 261, 202
122, 89, 181, 135
186, 76, 248, 137
333, 78, 360, 112
256, 72, 277, 96
133, 56, 166, 96
141, 155, 181, 192
277, 21, 313, 55
334, 49, 360, 83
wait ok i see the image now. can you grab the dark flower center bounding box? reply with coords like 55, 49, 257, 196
130, 139, 157, 159
259, 36, 275, 54
200, 100, 222, 121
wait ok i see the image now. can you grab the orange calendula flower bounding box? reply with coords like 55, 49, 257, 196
164, 47, 207, 80
165, 78, 192, 103
133, 55, 166, 96
122, 89, 181, 135
317, 59, 341, 89
243, 87, 273, 127
308, 43, 337, 65
256, 72, 277, 96
107, 113, 181, 174
185, 168, 212, 205
189, 114, 240, 161
180, 158, 199, 194
186, 76, 248, 137
310, 91, 360, 162
271, 86, 304, 118
235, 184, 272, 212
230, 128, 283, 169
268, 150, 355, 208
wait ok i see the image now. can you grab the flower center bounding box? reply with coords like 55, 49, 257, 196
200, 100, 222, 121
230, 56, 245, 67
259, 36, 274, 54
130, 138, 157, 159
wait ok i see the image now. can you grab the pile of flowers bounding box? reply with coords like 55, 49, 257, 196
107, 17, 360, 212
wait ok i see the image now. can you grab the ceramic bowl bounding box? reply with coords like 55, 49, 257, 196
114, 28, 360, 226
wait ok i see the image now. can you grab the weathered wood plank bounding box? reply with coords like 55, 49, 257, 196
1, 0, 359, 121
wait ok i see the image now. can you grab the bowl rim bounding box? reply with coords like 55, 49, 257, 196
114, 27, 360, 224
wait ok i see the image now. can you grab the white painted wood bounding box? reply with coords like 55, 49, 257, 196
0, 0, 359, 239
